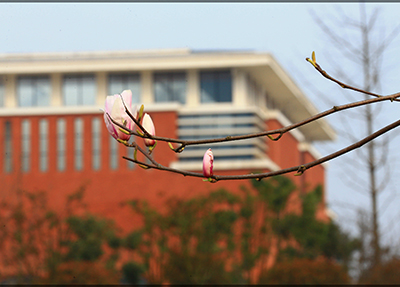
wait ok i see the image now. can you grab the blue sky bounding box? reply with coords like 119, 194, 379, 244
1, 3, 400, 243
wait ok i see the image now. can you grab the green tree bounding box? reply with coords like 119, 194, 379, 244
124, 176, 358, 284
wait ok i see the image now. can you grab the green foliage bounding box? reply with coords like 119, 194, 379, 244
0, 177, 358, 284
64, 215, 116, 262
124, 176, 358, 284
121, 261, 145, 284
124, 231, 142, 250
127, 188, 242, 283
274, 185, 359, 266
251, 175, 296, 214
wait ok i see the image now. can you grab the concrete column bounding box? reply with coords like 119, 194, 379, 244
4, 74, 17, 108
96, 72, 107, 106
232, 68, 247, 107
186, 69, 199, 107
51, 73, 62, 106
141, 70, 153, 104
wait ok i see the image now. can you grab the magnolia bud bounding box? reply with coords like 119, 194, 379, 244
103, 90, 137, 141
202, 148, 214, 178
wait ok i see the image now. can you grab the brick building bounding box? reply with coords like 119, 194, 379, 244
0, 48, 335, 232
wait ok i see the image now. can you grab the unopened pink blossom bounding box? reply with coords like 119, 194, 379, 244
203, 148, 214, 177
103, 90, 137, 141
142, 113, 156, 147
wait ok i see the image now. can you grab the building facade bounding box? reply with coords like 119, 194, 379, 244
0, 48, 335, 232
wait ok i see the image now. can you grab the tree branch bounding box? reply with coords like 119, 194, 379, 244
109, 92, 400, 151
123, 118, 400, 182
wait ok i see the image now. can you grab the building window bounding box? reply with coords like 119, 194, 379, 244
265, 91, 276, 110
154, 72, 186, 104
109, 136, 118, 170
39, 119, 49, 172
17, 76, 51, 107
0, 78, 4, 107
21, 119, 31, 173
4, 121, 12, 173
200, 70, 232, 103
74, 118, 83, 171
57, 118, 66, 172
92, 117, 101, 171
108, 73, 141, 104
247, 75, 258, 106
63, 74, 96, 106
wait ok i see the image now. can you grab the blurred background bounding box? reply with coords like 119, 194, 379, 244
0, 3, 400, 284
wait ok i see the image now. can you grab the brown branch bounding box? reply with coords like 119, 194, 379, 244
306, 54, 400, 102
119, 95, 154, 140
108, 92, 400, 151
123, 118, 400, 182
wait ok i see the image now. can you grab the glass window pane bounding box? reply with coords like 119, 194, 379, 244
154, 77, 168, 102
63, 75, 96, 106
4, 121, 12, 173
74, 118, 83, 171
108, 73, 141, 104
18, 78, 34, 107
92, 117, 101, 170
154, 72, 186, 104
21, 119, 31, 173
17, 76, 51, 107
81, 76, 96, 105
57, 118, 66, 172
200, 72, 216, 103
36, 77, 51, 106
39, 119, 49, 172
63, 76, 79, 106
200, 70, 232, 103
218, 71, 232, 102
173, 77, 187, 104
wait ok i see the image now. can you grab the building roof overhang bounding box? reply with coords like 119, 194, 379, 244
0, 48, 335, 141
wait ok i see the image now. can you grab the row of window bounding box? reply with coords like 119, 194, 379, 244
3, 118, 134, 173
0, 70, 232, 108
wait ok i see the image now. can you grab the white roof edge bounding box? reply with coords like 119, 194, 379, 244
0, 48, 193, 61
265, 55, 336, 141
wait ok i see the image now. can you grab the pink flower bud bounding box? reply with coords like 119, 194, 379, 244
103, 90, 137, 141
203, 148, 214, 177
142, 113, 156, 147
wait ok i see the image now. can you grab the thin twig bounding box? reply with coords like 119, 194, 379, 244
306, 55, 400, 102
123, 118, 400, 182
108, 92, 400, 149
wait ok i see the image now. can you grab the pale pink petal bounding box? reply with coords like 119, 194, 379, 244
105, 95, 116, 114
142, 113, 156, 147
103, 112, 118, 140
121, 90, 132, 109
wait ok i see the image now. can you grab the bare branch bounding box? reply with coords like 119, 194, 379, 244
123, 118, 400, 182
109, 91, 400, 151
306, 54, 399, 101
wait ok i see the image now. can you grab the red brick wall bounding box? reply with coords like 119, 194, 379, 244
1, 111, 328, 231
